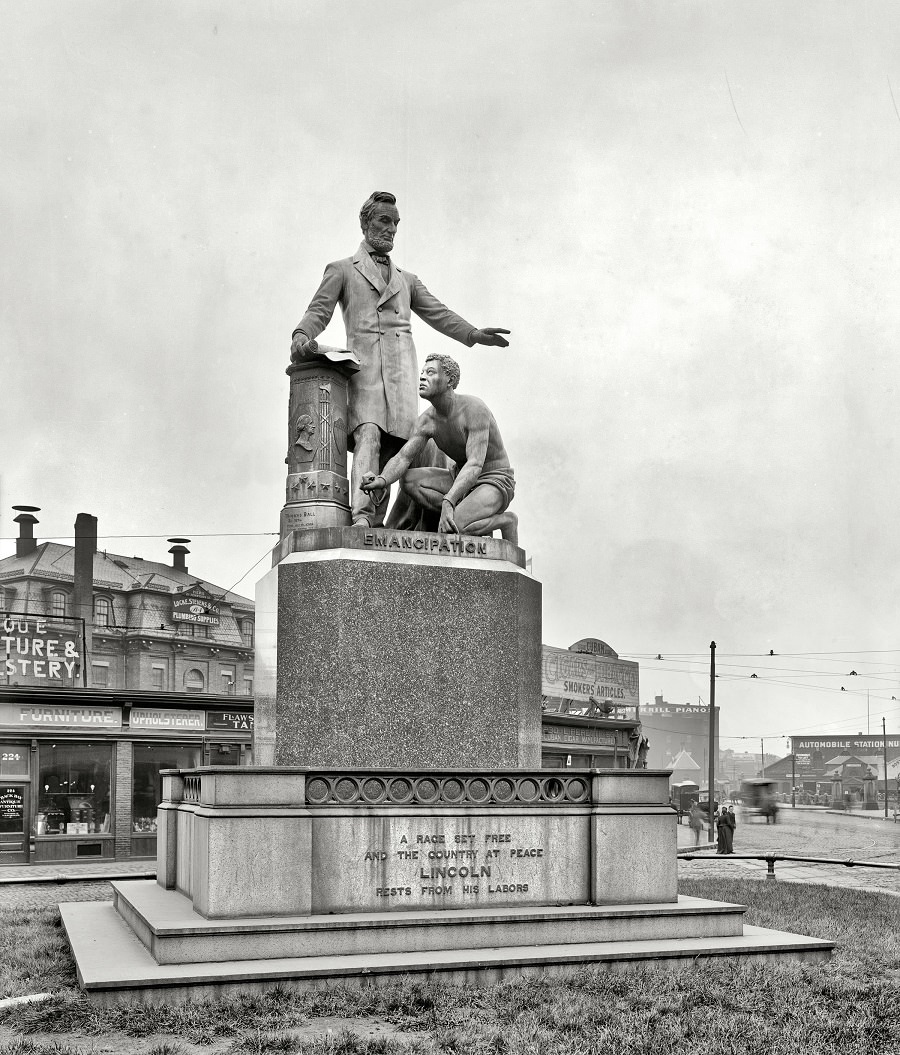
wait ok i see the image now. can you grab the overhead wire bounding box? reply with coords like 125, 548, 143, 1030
0, 532, 279, 541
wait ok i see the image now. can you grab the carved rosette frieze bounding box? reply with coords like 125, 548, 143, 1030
304, 772, 591, 808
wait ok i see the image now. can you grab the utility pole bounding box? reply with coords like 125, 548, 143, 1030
760, 738, 765, 777
791, 752, 796, 808
708, 641, 716, 820
884, 717, 890, 820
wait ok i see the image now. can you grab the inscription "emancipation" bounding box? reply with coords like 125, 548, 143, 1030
363, 532, 488, 556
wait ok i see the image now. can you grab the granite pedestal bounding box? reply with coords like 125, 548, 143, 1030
254, 527, 541, 768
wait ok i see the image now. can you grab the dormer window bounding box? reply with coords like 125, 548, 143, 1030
240, 619, 254, 646
50, 591, 67, 618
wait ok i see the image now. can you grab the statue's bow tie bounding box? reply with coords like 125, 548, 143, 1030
371, 253, 390, 266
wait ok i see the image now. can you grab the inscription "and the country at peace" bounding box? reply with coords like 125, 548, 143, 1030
364, 831, 543, 897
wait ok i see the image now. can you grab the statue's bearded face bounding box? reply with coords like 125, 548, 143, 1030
364, 203, 400, 254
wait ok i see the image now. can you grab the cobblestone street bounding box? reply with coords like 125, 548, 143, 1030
677, 806, 900, 894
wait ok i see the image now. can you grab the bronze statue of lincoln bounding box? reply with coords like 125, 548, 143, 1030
291, 191, 509, 528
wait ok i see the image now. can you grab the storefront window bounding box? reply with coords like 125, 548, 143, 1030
37, 743, 112, 836
132, 743, 201, 833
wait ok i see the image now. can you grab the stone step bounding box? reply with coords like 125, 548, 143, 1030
112, 881, 746, 965
60, 899, 833, 1007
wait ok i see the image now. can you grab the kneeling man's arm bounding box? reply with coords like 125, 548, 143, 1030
360, 416, 432, 493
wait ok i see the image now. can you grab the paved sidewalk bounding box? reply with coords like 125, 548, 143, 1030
825, 808, 897, 823
0, 859, 155, 883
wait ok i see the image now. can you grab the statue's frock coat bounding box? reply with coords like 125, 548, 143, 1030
294, 243, 475, 444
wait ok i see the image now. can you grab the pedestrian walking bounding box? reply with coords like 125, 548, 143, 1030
689, 802, 703, 846
723, 805, 736, 854
715, 807, 727, 854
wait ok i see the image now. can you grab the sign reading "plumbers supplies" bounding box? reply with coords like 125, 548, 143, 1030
172, 595, 220, 625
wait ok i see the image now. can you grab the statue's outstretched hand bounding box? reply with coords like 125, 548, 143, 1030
439, 499, 460, 535
471, 327, 511, 348
360, 473, 386, 498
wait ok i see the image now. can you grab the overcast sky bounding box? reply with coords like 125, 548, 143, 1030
2, 1, 899, 754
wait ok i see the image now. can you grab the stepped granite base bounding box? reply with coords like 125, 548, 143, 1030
61, 765, 832, 1002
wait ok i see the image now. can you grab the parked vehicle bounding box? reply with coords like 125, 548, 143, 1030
670, 780, 700, 816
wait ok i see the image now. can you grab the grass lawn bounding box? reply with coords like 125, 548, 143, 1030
0, 878, 898, 1054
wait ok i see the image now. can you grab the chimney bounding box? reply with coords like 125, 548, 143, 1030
74, 514, 97, 677
168, 538, 190, 573
12, 505, 40, 557
75, 513, 98, 560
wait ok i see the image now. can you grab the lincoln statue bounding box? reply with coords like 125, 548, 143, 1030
291, 191, 510, 528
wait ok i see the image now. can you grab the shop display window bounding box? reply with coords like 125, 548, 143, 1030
132, 743, 201, 833
37, 742, 111, 836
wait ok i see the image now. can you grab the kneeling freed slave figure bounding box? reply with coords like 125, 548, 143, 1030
360, 353, 518, 544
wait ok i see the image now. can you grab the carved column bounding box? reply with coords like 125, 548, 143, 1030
280, 345, 360, 536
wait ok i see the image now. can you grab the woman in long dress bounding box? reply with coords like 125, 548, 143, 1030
715, 807, 728, 854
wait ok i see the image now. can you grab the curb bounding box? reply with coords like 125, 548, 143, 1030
825, 810, 896, 823
0, 871, 155, 886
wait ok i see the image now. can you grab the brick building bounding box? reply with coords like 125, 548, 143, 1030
0, 508, 254, 865
638, 695, 719, 776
